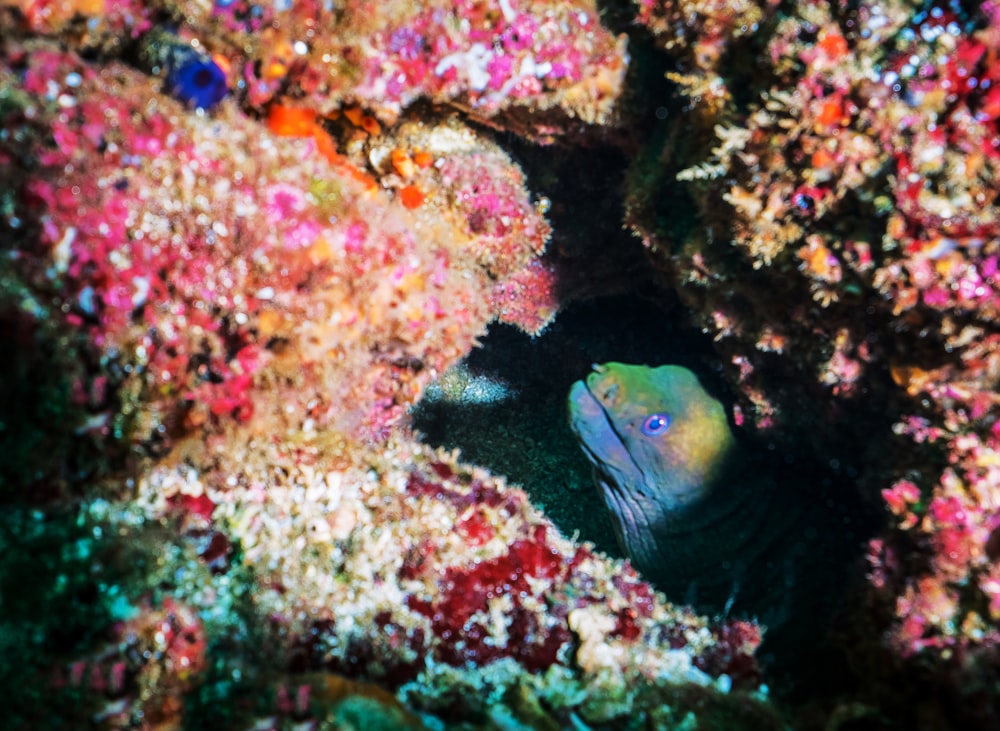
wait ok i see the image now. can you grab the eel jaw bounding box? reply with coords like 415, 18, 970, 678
569, 379, 668, 568
568, 377, 654, 497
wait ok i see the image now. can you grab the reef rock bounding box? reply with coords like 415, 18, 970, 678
627, 0, 1000, 726
0, 2, 781, 729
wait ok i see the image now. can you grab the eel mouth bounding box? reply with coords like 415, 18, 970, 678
567, 379, 617, 461
567, 375, 651, 500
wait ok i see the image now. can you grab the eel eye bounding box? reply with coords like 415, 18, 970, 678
641, 413, 670, 436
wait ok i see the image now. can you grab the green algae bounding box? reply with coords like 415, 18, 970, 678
0, 507, 132, 729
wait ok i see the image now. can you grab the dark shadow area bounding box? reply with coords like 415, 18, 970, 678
412, 292, 884, 711
412, 292, 717, 556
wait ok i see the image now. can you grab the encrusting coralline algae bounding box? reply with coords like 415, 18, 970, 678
5, 0, 1000, 727
0, 0, 775, 728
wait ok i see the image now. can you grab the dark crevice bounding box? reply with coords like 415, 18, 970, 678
413, 288, 884, 710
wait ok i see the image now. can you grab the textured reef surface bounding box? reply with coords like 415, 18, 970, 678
0, 1, 769, 729
627, 0, 1000, 726
2, 0, 1000, 729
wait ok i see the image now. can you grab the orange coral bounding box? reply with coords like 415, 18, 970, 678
267, 104, 342, 165
817, 30, 849, 61
399, 184, 424, 209
360, 115, 382, 135
815, 98, 844, 129
268, 105, 320, 137
391, 148, 416, 179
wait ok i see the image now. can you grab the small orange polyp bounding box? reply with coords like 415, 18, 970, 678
399, 185, 425, 209
391, 149, 416, 178
818, 31, 849, 60
211, 53, 232, 76
312, 127, 340, 164
307, 236, 334, 264
268, 106, 341, 165
77, 0, 105, 14
263, 61, 289, 81
413, 150, 434, 168
257, 309, 287, 338
342, 106, 364, 126
268, 105, 319, 137
338, 164, 378, 192
811, 148, 836, 170
816, 99, 842, 128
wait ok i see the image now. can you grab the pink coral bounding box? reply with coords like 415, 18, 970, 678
158, 0, 628, 138
873, 424, 1000, 655
2, 40, 560, 446
490, 258, 559, 335
625, 6, 1000, 714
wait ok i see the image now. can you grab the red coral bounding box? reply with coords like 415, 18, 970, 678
408, 524, 572, 670
406, 470, 519, 511
694, 620, 763, 689
456, 509, 494, 546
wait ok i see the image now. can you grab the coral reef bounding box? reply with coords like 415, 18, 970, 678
0, 1, 782, 729
7, 0, 1000, 725
136, 441, 767, 726
4, 0, 627, 139
627, 0, 1000, 724
0, 37, 556, 457
3, 440, 773, 729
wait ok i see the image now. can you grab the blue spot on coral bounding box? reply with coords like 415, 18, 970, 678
166, 53, 228, 110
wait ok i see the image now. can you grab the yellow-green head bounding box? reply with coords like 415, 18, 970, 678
567, 362, 741, 579
568, 362, 836, 637
568, 362, 736, 511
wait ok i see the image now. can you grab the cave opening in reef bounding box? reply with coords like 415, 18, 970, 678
411, 76, 887, 702
411, 290, 886, 702
411, 292, 718, 558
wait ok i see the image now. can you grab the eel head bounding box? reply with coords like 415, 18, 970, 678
567, 362, 737, 563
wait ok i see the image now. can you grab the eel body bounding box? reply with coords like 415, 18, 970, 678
567, 362, 812, 623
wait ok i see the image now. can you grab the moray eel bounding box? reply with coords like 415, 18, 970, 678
568, 362, 810, 622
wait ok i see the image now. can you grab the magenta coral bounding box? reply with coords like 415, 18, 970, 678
2, 38, 564, 447
871, 424, 1000, 656
439, 152, 550, 275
